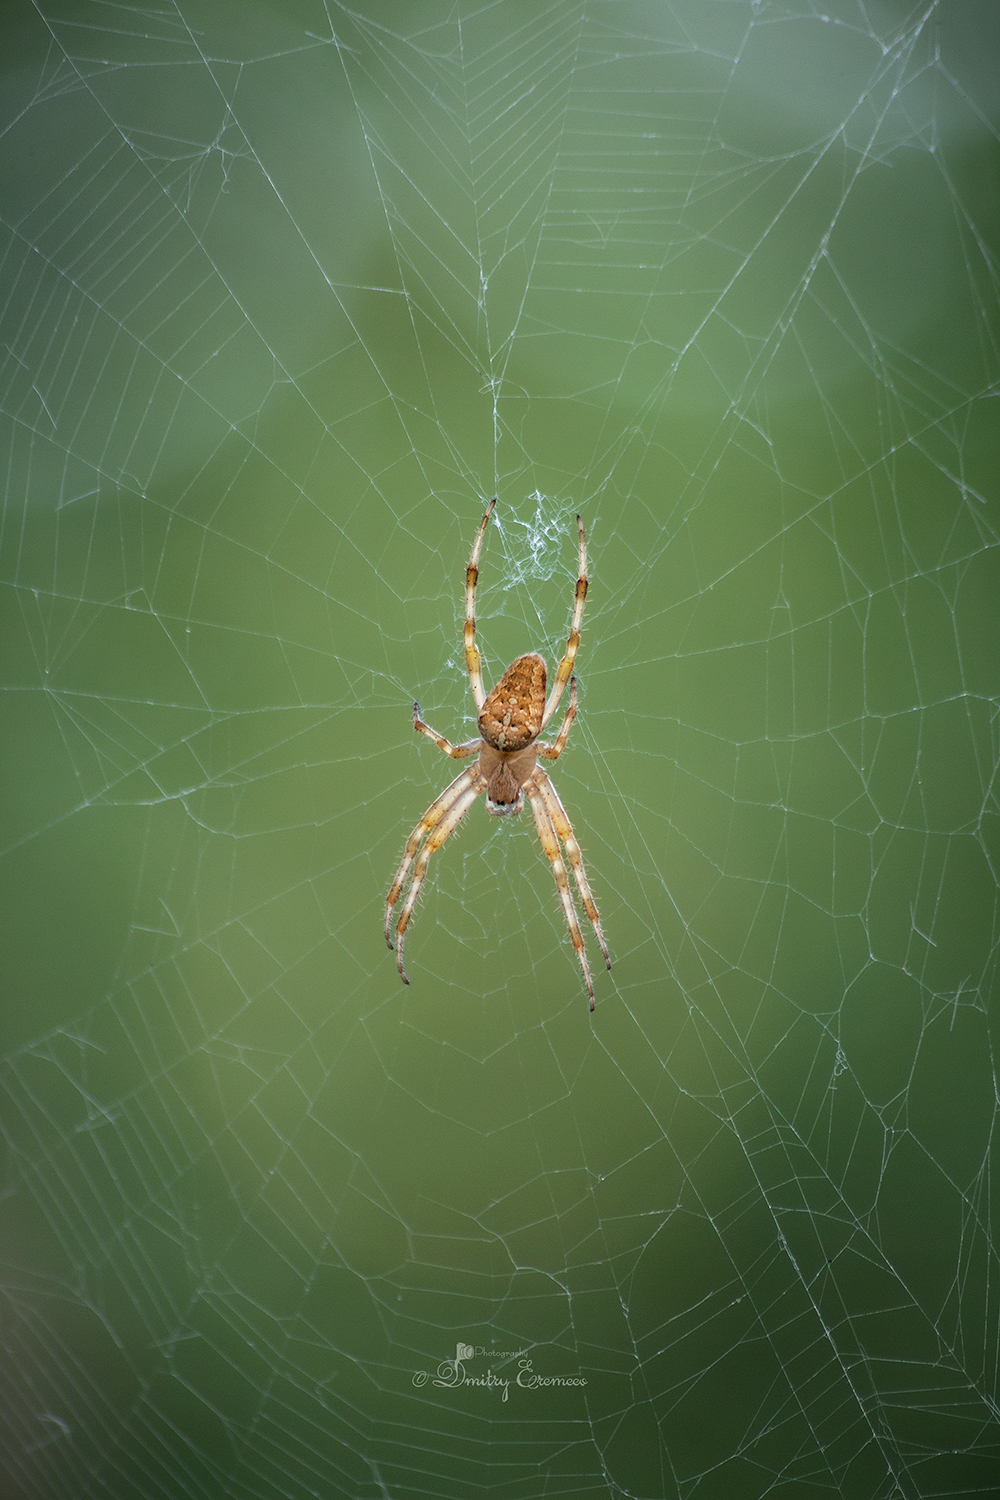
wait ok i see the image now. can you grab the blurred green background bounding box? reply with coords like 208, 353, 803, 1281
2, 1, 999, 1496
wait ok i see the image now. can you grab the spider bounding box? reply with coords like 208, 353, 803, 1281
385, 499, 611, 1009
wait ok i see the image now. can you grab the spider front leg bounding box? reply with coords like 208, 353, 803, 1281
388, 768, 486, 983
534, 769, 611, 979
386, 766, 480, 955
526, 778, 596, 1008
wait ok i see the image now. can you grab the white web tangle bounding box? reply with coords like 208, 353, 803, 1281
1, 3, 999, 1499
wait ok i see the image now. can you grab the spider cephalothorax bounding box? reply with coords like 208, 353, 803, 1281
385, 500, 610, 1008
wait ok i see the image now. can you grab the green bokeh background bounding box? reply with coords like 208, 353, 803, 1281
2, 2, 1000, 1497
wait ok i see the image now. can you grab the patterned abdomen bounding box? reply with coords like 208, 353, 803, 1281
478, 653, 546, 750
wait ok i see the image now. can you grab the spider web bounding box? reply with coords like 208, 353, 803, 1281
2, 1, 1000, 1497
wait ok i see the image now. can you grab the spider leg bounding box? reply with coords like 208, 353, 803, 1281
386, 766, 481, 952
391, 769, 486, 984
412, 702, 480, 757
533, 768, 611, 986
526, 777, 595, 1010
465, 498, 496, 712
541, 515, 587, 732
537, 676, 577, 762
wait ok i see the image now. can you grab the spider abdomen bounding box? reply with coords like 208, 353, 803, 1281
478, 652, 546, 751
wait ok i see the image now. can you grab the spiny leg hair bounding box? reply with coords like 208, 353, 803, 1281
385, 765, 482, 955
464, 498, 496, 711
541, 515, 587, 731
533, 768, 610, 977
538, 676, 578, 762
526, 776, 596, 1009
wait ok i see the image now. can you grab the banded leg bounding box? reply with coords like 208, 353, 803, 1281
465, 498, 496, 711
386, 766, 480, 952
392, 770, 486, 983
526, 779, 595, 1009
541, 515, 588, 730
533, 769, 611, 980
538, 677, 578, 762
412, 702, 480, 758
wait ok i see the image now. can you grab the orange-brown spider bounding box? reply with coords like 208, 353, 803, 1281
385, 499, 610, 1009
